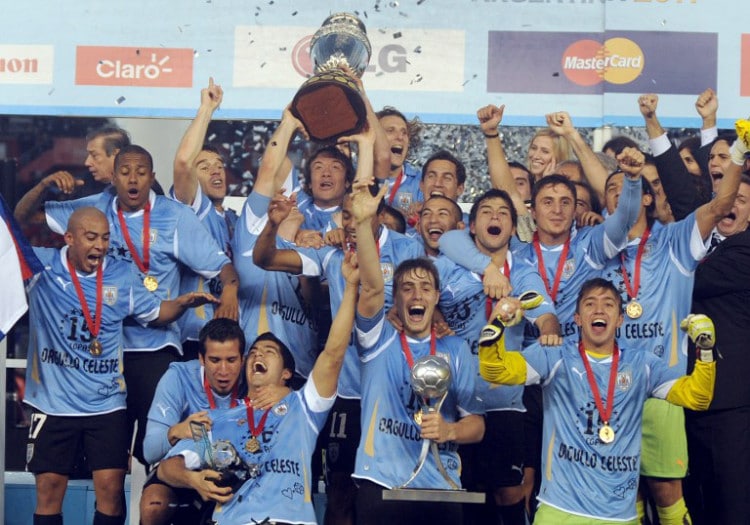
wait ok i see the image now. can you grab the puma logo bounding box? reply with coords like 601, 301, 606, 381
571, 367, 586, 381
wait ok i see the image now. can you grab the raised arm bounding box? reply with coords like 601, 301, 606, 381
664, 314, 716, 411
311, 251, 359, 398
173, 77, 223, 205
14, 171, 83, 224
152, 292, 220, 326
251, 191, 305, 273
546, 111, 609, 198
639, 93, 701, 220
254, 106, 307, 198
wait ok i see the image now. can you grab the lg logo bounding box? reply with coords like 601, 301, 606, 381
291, 35, 408, 78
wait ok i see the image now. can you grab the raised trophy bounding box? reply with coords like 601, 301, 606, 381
290, 12, 371, 143
383, 355, 485, 504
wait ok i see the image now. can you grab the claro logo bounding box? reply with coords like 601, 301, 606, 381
76, 46, 193, 87
562, 38, 644, 86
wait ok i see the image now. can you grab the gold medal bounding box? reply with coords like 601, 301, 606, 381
414, 409, 423, 425
89, 339, 103, 357
245, 436, 260, 454
143, 275, 158, 292
599, 424, 616, 444
626, 300, 642, 319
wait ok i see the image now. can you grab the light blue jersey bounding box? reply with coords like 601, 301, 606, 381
169, 185, 238, 342
297, 228, 424, 398
353, 308, 484, 489
521, 339, 683, 521
602, 212, 707, 373
296, 192, 341, 234
383, 162, 424, 215
46, 191, 231, 353
25, 247, 160, 416
232, 191, 319, 377
434, 252, 556, 411
167, 378, 333, 525
143, 359, 239, 464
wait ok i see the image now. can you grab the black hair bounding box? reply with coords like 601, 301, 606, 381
469, 188, 518, 231
531, 174, 578, 208
572, 180, 602, 215
303, 146, 355, 197
420, 195, 464, 224
575, 278, 623, 314
421, 150, 467, 186
602, 135, 640, 156
114, 144, 154, 172
380, 204, 407, 233
508, 160, 533, 188
198, 318, 246, 358
393, 257, 440, 296
250, 332, 296, 378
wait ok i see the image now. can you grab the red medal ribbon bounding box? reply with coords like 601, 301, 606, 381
619, 228, 650, 301
577, 340, 619, 426
387, 168, 405, 206
244, 398, 272, 438
117, 200, 151, 274
484, 260, 510, 320
203, 373, 238, 410
66, 255, 103, 341
532, 232, 570, 303
399, 328, 436, 369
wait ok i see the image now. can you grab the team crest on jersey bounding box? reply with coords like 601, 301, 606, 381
642, 242, 653, 258
562, 258, 576, 279
381, 262, 394, 283
273, 403, 288, 416
103, 286, 118, 305
397, 192, 413, 211
616, 367, 632, 391
149, 230, 158, 243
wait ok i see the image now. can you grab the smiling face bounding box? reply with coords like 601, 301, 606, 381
527, 135, 557, 179
199, 338, 243, 396
194, 150, 227, 204
574, 285, 624, 352
394, 264, 440, 339
309, 152, 349, 208
420, 159, 464, 201
470, 196, 515, 255
532, 183, 575, 243
113, 151, 155, 212
717, 181, 750, 237
380, 114, 410, 174
418, 196, 463, 256
245, 339, 292, 389
65, 208, 110, 273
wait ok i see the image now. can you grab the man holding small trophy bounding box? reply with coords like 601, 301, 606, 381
349, 127, 485, 524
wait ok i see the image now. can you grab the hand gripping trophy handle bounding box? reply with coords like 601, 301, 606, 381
399, 355, 459, 490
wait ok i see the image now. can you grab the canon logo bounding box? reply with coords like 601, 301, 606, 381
96, 53, 172, 80
0, 57, 38, 74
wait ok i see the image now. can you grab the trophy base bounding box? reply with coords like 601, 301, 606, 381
382, 488, 486, 504
291, 70, 367, 143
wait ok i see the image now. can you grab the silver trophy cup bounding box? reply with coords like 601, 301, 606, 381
290, 12, 371, 143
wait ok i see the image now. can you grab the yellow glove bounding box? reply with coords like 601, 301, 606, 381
680, 314, 716, 362
731, 119, 750, 165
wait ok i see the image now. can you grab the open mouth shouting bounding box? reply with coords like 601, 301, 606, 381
252, 361, 268, 376
407, 305, 427, 324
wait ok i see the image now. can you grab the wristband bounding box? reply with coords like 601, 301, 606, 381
483, 132, 499, 139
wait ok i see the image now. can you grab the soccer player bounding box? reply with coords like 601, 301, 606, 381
478, 278, 716, 524
156, 248, 360, 525
253, 128, 424, 524
599, 130, 746, 524
140, 317, 288, 525
350, 158, 484, 524
40, 145, 240, 467
170, 77, 240, 358
24, 207, 216, 525
232, 105, 320, 383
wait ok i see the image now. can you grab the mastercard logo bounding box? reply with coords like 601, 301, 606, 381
291, 35, 313, 78
561, 38, 644, 86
